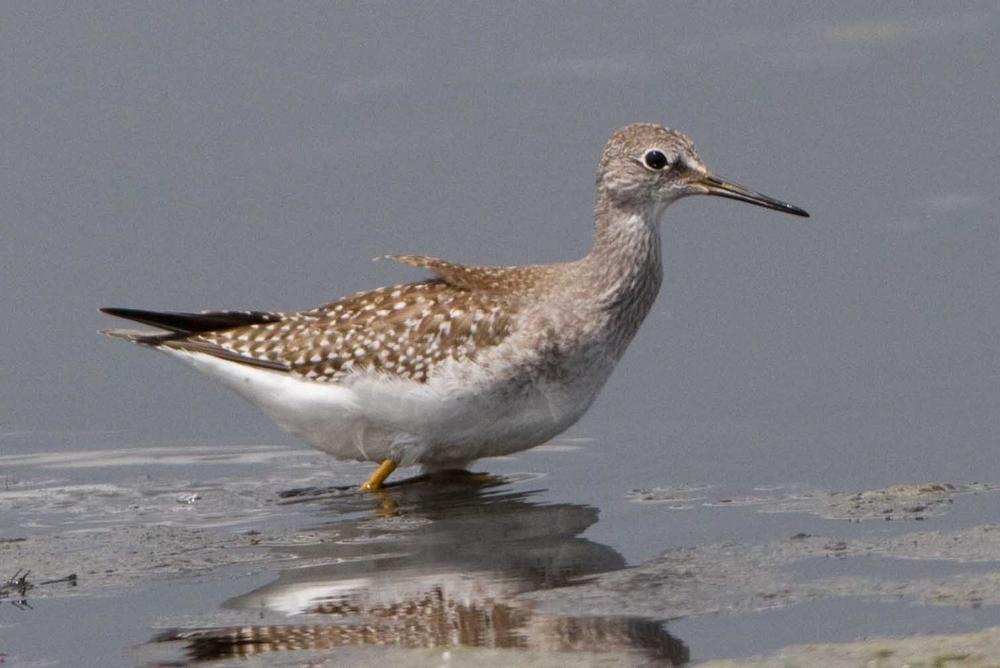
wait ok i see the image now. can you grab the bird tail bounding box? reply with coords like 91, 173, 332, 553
99, 307, 279, 344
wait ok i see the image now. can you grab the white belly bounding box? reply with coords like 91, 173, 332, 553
166, 347, 612, 468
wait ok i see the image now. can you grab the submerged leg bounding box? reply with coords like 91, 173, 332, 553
360, 459, 398, 492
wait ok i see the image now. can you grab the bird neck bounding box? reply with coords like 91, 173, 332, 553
581, 198, 664, 353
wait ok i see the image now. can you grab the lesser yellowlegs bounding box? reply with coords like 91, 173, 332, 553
101, 123, 808, 490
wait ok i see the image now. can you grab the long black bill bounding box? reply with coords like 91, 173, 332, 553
700, 174, 810, 218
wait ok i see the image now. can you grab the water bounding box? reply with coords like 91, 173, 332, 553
4, 436, 1000, 665
2, 2, 999, 665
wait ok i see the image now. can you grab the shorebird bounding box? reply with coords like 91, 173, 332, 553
102, 123, 808, 491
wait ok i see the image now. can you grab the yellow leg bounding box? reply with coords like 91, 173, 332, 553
360, 459, 398, 492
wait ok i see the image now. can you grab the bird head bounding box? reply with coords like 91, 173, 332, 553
598, 123, 809, 219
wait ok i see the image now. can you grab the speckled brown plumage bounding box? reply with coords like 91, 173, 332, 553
149, 255, 565, 384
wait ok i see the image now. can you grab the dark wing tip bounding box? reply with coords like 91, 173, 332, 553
100, 306, 140, 318
100, 307, 279, 334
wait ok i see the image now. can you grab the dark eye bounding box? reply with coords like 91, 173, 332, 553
643, 149, 669, 170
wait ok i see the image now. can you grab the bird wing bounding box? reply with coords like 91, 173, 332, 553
103, 279, 516, 383
101, 307, 282, 333
381, 255, 551, 293
100, 254, 561, 382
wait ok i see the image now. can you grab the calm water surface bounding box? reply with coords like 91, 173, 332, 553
2, 2, 998, 666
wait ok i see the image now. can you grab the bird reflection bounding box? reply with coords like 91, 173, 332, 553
153, 473, 688, 666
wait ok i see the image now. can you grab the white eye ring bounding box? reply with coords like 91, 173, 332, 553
643, 149, 669, 171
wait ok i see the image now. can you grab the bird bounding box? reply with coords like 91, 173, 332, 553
101, 123, 808, 491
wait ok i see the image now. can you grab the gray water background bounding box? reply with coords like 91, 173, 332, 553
1, 2, 999, 665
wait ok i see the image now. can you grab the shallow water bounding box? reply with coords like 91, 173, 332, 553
4, 435, 1000, 666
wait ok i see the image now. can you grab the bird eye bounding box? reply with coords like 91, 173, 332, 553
643, 149, 669, 171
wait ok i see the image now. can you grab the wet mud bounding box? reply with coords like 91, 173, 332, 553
3, 445, 1000, 666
